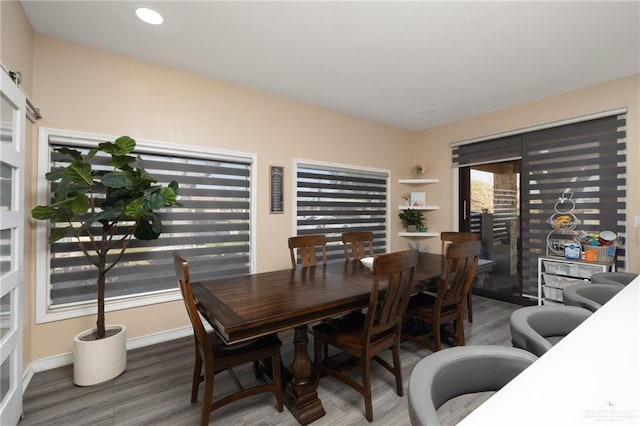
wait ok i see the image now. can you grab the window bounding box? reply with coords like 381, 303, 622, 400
295, 161, 389, 260
36, 129, 255, 323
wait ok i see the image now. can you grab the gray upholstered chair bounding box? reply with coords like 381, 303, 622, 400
590, 272, 638, 287
562, 283, 624, 312
408, 345, 537, 426
509, 305, 592, 357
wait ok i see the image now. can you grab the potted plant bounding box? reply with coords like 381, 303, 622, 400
399, 208, 425, 232
31, 136, 179, 385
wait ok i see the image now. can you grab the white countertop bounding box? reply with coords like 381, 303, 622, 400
460, 277, 640, 425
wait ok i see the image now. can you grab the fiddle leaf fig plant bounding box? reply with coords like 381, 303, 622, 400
31, 136, 179, 339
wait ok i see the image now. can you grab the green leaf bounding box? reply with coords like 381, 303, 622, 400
134, 219, 160, 240
45, 167, 66, 181
146, 192, 166, 210
99, 136, 135, 156
161, 186, 177, 206
31, 205, 58, 220
102, 172, 133, 189
49, 226, 72, 243
65, 162, 93, 187
55, 147, 83, 162
66, 191, 90, 215
110, 155, 137, 168
124, 198, 144, 219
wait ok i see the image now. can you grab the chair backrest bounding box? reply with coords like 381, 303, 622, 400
408, 345, 537, 426
363, 249, 418, 340
341, 231, 374, 260
440, 231, 480, 256
510, 305, 592, 357
435, 240, 481, 311
562, 282, 624, 312
173, 252, 211, 360
288, 234, 328, 267
590, 272, 638, 287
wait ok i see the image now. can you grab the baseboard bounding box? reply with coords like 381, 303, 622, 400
26, 325, 193, 376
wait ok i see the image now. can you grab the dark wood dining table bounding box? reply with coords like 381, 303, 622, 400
190, 252, 444, 425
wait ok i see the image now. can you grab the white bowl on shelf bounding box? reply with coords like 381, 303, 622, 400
360, 256, 374, 270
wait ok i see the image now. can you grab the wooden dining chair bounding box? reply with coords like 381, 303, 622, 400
173, 252, 283, 425
440, 231, 481, 322
313, 249, 418, 422
341, 231, 374, 260
288, 234, 327, 267
405, 240, 480, 352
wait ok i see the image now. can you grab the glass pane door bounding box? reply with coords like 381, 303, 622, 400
0, 70, 26, 426
460, 160, 528, 304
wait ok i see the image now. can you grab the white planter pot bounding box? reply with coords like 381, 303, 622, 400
73, 324, 127, 386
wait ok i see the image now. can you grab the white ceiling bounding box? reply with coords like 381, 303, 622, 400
20, 1, 640, 131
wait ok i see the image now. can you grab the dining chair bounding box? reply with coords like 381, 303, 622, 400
341, 231, 374, 260
405, 240, 480, 352
562, 282, 624, 313
509, 305, 591, 357
288, 234, 328, 267
408, 345, 537, 426
173, 252, 284, 425
313, 249, 418, 422
440, 231, 481, 322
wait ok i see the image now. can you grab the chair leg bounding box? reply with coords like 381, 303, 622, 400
191, 350, 202, 403
200, 368, 214, 426
313, 332, 322, 385
272, 349, 284, 412
392, 341, 403, 396
456, 312, 466, 346
432, 319, 442, 351
362, 356, 373, 422
467, 292, 473, 322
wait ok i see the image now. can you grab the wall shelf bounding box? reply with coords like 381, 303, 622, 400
398, 205, 439, 211
398, 178, 439, 185
398, 232, 439, 237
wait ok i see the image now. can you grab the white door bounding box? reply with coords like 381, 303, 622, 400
0, 69, 26, 425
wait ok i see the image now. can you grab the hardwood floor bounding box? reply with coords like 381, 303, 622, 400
21, 296, 519, 426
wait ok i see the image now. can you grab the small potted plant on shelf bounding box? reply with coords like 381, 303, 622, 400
31, 135, 180, 386
399, 208, 425, 232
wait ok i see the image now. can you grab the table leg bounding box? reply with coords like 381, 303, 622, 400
284, 325, 325, 424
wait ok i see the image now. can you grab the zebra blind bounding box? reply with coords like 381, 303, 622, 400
46, 134, 251, 307
521, 114, 627, 297
296, 164, 387, 261
452, 134, 522, 167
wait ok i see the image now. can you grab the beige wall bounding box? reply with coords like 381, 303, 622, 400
29, 35, 417, 359
1, 0, 35, 369
416, 75, 640, 272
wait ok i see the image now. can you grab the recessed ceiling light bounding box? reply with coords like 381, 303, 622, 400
135, 7, 164, 25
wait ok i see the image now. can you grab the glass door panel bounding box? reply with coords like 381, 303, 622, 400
461, 160, 529, 304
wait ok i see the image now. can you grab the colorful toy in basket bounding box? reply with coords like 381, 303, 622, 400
579, 230, 619, 262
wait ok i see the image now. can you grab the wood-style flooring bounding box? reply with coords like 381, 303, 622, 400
20, 295, 519, 426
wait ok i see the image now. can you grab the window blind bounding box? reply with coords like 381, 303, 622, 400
520, 114, 627, 297
296, 164, 387, 261
452, 134, 522, 167
46, 135, 251, 307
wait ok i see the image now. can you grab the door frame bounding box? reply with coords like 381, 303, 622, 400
0, 68, 26, 425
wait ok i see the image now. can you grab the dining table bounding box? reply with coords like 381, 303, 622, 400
190, 252, 445, 425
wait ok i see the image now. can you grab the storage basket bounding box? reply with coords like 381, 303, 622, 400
582, 245, 616, 262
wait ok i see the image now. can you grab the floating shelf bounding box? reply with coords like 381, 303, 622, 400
398, 178, 439, 184
398, 232, 439, 237
398, 205, 439, 211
